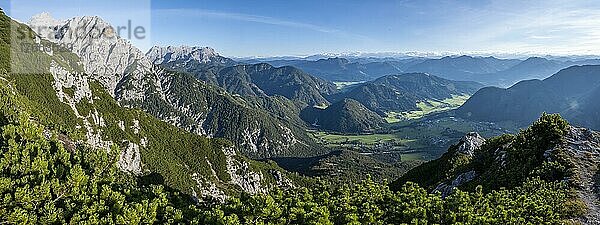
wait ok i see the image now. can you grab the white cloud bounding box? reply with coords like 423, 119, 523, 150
471, 0, 600, 54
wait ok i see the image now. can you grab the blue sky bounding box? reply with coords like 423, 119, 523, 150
2, 0, 600, 57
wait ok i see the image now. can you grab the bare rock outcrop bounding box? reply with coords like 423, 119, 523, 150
434, 170, 477, 197
118, 142, 143, 175
147, 45, 231, 65
558, 127, 600, 224
456, 132, 485, 156
29, 14, 153, 97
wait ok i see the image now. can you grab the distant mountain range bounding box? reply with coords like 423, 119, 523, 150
237, 51, 600, 63
403, 56, 513, 84
241, 55, 600, 87
234, 52, 433, 62
405, 55, 519, 80
290, 58, 405, 81
246, 57, 424, 82
456, 65, 600, 130
395, 55, 599, 87
473, 57, 595, 87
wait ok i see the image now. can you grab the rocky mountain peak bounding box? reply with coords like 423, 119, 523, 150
557, 126, 600, 222
28, 12, 65, 40
146, 45, 228, 65
28, 13, 154, 97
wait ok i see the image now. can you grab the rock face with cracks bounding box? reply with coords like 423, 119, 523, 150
147, 45, 233, 65
27, 13, 297, 199
456, 132, 485, 157
29, 14, 154, 98
30, 13, 314, 160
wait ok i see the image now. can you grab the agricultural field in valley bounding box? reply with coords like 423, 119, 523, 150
384, 94, 471, 122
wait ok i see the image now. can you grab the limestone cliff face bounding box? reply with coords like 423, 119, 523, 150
147, 45, 234, 65
26, 13, 296, 198
456, 132, 485, 157
29, 13, 312, 159
29, 14, 154, 99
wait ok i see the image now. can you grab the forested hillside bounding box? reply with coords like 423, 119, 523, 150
214, 63, 337, 106
330, 73, 482, 114
148, 47, 337, 106
300, 98, 384, 133
0, 97, 585, 223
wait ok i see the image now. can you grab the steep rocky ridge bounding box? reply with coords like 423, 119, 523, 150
147, 45, 235, 66
28, 13, 323, 159
561, 127, 600, 223
5, 11, 304, 198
